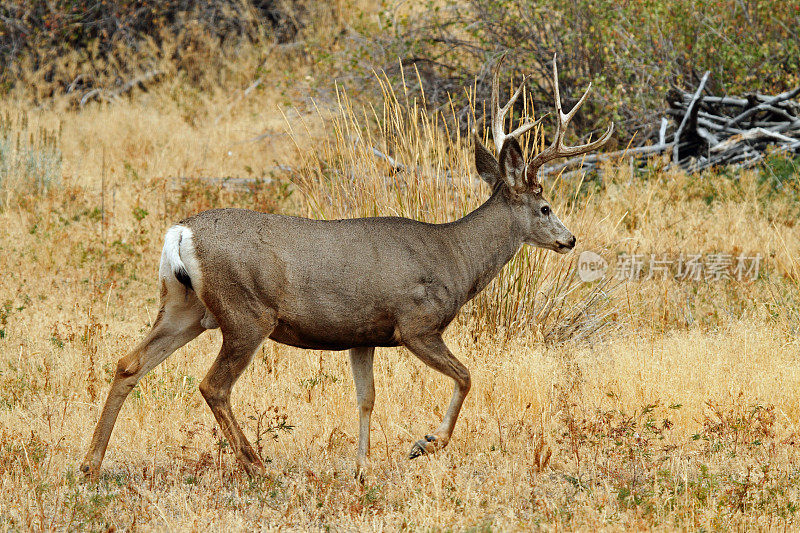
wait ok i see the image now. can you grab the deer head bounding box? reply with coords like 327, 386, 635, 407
474, 54, 614, 253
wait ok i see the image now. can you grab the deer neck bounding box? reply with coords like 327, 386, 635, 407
446, 189, 523, 301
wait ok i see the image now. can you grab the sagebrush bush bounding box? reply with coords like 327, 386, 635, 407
0, 111, 61, 204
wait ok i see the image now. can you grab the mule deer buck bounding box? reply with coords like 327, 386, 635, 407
81, 55, 612, 480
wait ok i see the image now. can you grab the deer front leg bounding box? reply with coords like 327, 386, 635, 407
349, 347, 375, 480
403, 335, 471, 459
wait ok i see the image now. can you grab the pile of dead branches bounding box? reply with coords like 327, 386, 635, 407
544, 72, 800, 178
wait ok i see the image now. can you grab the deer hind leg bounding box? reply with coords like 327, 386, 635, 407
199, 309, 276, 477
81, 282, 207, 479
349, 347, 375, 480
403, 334, 471, 459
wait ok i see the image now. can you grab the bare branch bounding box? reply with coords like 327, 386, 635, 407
672, 70, 710, 165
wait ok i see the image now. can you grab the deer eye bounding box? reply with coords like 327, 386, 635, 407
541, 205, 551, 216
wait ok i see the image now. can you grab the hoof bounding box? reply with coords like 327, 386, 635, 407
355, 468, 366, 485
354, 458, 371, 484
239, 457, 267, 478
238, 446, 267, 478
408, 434, 438, 459
243, 463, 266, 478
80, 461, 99, 481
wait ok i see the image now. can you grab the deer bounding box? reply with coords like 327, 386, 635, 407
80, 55, 613, 481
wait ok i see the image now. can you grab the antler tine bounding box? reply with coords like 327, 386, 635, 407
490, 54, 539, 154
552, 54, 563, 135
527, 53, 615, 179
564, 82, 592, 123
557, 122, 615, 158
507, 114, 548, 140
490, 54, 506, 153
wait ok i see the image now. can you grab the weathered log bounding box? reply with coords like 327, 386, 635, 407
673, 71, 710, 164
725, 86, 800, 130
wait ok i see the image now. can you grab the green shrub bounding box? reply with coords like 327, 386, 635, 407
356, 0, 800, 141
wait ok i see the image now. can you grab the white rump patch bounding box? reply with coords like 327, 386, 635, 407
159, 225, 204, 296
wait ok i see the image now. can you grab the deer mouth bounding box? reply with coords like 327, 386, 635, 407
554, 238, 576, 253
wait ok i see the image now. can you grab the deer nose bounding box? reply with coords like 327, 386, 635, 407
568, 235, 577, 248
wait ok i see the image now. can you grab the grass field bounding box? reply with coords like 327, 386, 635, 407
2, 47, 800, 531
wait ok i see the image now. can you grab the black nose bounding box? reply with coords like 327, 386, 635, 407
568, 235, 577, 248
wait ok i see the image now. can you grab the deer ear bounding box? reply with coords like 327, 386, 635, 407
525, 164, 543, 194
474, 135, 501, 187
499, 137, 525, 190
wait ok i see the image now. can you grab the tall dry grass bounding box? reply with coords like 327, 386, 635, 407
1, 58, 800, 530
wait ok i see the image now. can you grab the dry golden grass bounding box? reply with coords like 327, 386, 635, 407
2, 57, 800, 531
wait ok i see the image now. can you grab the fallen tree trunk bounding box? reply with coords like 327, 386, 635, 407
542, 74, 800, 178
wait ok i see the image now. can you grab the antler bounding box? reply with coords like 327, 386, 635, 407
490, 54, 547, 154
526, 54, 615, 181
